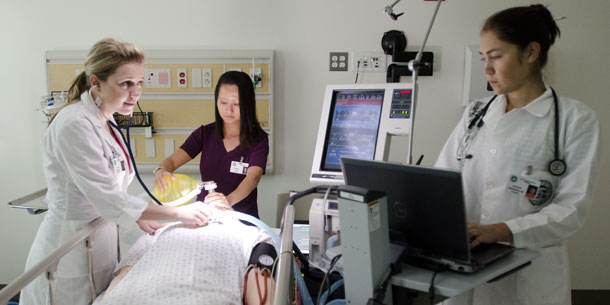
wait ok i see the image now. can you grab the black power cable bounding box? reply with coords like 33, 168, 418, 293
316, 254, 342, 305
428, 265, 448, 305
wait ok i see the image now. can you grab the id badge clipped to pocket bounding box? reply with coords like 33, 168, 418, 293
230, 157, 249, 175
111, 151, 126, 174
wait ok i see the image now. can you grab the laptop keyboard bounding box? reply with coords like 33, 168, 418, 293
470, 243, 515, 264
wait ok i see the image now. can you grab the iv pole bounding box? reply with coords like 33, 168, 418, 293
384, 0, 443, 165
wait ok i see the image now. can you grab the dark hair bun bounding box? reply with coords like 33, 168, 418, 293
482, 4, 561, 68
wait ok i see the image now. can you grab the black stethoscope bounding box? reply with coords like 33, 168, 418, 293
107, 118, 164, 205
90, 86, 164, 205
456, 88, 566, 176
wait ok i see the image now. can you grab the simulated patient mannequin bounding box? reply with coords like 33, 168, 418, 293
95, 209, 274, 305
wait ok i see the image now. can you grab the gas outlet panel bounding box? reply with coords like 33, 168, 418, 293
177, 68, 187, 88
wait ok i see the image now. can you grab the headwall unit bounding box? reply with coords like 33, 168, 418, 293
46, 49, 274, 173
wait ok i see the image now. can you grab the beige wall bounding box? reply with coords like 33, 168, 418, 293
1, 0, 608, 289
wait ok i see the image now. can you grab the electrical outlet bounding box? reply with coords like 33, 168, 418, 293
202, 68, 212, 88
354, 52, 387, 72
329, 52, 349, 71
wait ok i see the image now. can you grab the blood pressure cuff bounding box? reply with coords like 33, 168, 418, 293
247, 242, 277, 276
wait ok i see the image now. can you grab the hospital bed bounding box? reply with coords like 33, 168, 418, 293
2, 189, 289, 305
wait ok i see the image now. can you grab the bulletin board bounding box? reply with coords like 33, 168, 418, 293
46, 49, 274, 173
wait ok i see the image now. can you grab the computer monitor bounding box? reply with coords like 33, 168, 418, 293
310, 83, 415, 185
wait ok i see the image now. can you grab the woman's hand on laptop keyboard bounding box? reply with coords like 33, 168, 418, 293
467, 223, 514, 248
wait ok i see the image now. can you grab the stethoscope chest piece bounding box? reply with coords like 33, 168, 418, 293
548, 158, 567, 176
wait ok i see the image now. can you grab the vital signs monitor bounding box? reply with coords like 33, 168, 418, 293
310, 83, 414, 185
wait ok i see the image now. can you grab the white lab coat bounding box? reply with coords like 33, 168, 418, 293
436, 86, 600, 305
20, 91, 148, 305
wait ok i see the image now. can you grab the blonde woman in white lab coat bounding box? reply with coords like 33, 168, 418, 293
21, 38, 212, 305
436, 5, 600, 305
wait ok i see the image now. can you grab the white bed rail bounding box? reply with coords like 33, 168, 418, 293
273, 186, 332, 305
0, 217, 106, 305
273, 205, 294, 305
8, 188, 48, 214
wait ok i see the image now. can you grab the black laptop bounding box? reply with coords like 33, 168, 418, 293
340, 157, 515, 273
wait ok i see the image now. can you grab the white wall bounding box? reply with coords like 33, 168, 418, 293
1, 0, 608, 290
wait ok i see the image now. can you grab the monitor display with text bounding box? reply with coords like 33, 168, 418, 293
310, 83, 414, 185
320, 89, 384, 171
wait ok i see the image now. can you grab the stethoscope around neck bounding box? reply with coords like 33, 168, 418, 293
89, 86, 164, 205
456, 87, 567, 176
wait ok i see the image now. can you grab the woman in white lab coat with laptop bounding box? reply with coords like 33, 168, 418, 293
21, 38, 212, 305
436, 5, 600, 305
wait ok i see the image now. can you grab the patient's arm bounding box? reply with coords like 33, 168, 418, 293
105, 265, 132, 295
244, 267, 275, 305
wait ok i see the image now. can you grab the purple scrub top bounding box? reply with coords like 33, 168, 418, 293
180, 123, 268, 218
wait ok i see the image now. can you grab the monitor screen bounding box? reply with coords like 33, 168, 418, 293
320, 89, 384, 171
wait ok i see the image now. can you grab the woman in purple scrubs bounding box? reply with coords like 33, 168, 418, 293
153, 71, 268, 218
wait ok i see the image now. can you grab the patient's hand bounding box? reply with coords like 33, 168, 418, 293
204, 192, 233, 211
136, 220, 168, 235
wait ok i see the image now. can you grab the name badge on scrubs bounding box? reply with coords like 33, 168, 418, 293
230, 157, 249, 175
111, 151, 126, 174
507, 175, 541, 199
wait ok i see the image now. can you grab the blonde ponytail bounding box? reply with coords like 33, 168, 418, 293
48, 38, 145, 125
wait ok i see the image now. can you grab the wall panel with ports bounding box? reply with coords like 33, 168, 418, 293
46, 50, 274, 174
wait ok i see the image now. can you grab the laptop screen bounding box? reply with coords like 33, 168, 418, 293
341, 157, 471, 263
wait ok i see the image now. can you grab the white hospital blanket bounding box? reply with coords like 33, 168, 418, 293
96, 216, 270, 305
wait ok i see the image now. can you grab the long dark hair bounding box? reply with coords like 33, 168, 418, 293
482, 4, 560, 68
214, 71, 267, 148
